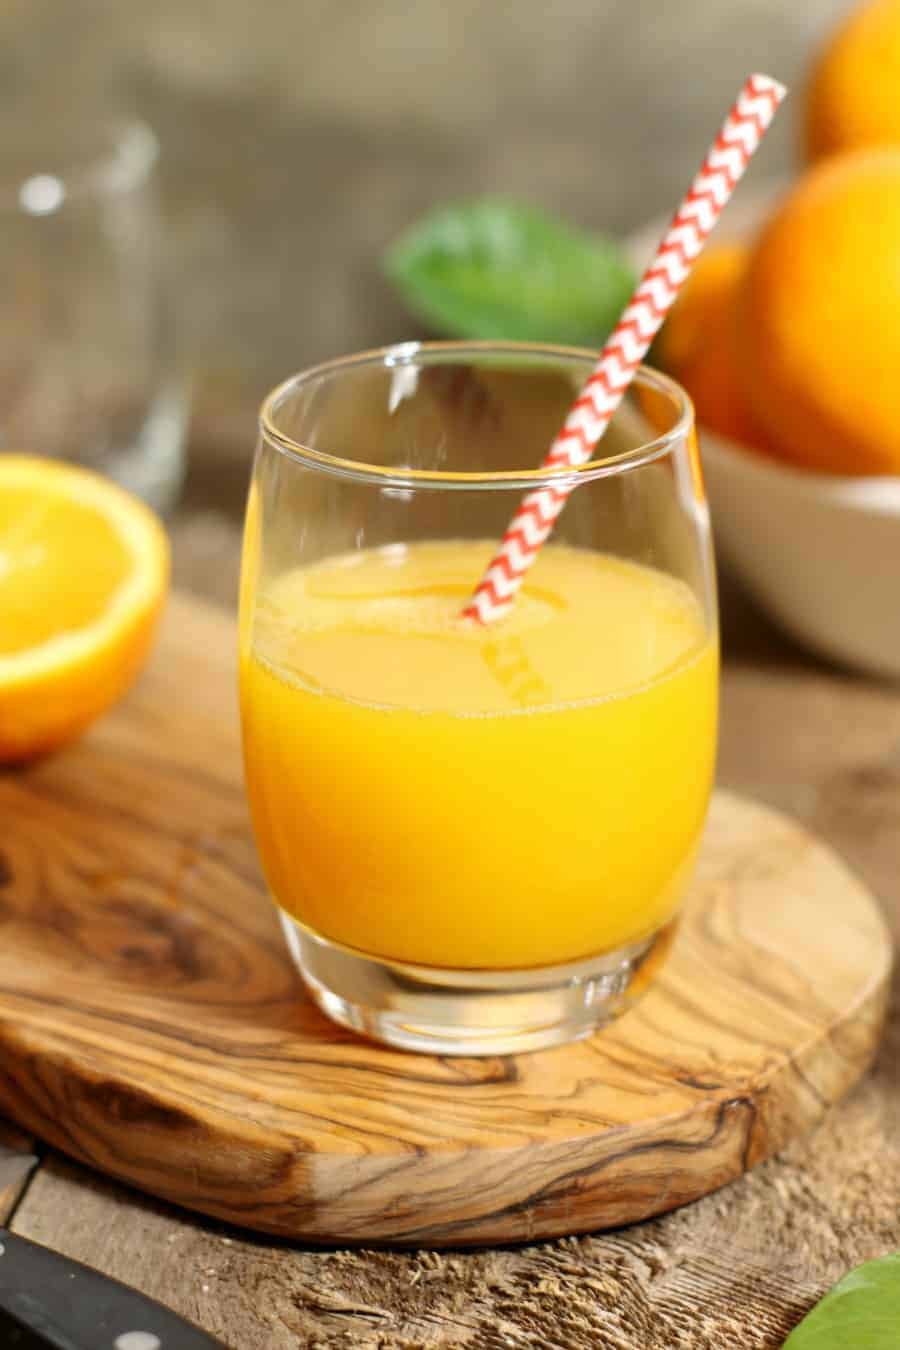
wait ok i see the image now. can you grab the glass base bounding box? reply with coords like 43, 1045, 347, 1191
279, 912, 676, 1056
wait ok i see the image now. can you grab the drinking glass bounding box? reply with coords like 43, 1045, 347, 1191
240, 343, 718, 1055
0, 117, 186, 513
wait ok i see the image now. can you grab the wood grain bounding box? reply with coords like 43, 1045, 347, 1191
0, 593, 891, 1246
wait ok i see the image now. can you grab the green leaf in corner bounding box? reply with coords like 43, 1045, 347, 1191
783, 1253, 900, 1349
385, 199, 635, 347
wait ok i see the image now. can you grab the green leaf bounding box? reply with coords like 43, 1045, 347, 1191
385, 199, 635, 346
783, 1253, 900, 1349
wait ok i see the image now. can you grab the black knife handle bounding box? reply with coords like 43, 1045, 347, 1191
0, 1229, 227, 1350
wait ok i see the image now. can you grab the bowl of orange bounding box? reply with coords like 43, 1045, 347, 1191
629, 170, 900, 677
627, 0, 900, 676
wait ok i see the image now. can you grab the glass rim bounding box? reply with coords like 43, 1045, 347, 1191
0, 118, 159, 214
259, 341, 694, 490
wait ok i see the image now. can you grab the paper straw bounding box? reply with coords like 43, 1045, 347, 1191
461, 72, 787, 625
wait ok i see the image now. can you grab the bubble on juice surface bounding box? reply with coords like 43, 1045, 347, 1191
260, 540, 562, 643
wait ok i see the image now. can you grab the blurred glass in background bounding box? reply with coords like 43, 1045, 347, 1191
0, 113, 185, 513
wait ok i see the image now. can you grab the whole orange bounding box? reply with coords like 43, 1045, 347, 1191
741, 148, 900, 476
807, 0, 900, 159
658, 243, 769, 449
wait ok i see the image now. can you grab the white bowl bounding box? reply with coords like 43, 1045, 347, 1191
626, 187, 900, 678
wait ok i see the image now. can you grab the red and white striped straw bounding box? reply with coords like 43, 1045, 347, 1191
461, 72, 787, 625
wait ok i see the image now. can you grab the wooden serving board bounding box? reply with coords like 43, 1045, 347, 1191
0, 594, 891, 1246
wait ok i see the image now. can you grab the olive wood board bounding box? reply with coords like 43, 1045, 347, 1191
0, 593, 891, 1245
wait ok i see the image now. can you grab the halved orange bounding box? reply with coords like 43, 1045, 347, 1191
0, 455, 169, 762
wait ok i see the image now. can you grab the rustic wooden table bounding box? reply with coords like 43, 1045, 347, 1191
2, 475, 898, 1350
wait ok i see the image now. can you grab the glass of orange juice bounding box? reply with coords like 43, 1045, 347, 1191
240, 343, 718, 1055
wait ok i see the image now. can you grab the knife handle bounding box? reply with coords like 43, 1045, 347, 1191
0, 1229, 227, 1349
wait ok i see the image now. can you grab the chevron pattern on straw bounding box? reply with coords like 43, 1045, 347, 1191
462, 72, 786, 626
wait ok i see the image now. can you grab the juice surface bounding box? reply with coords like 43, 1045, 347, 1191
241, 541, 718, 969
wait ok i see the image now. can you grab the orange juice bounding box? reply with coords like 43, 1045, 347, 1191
241, 541, 717, 969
